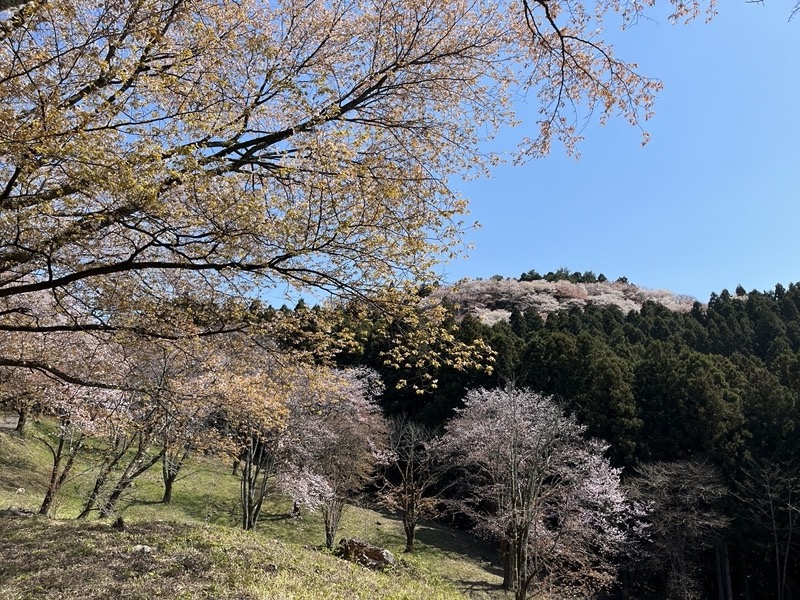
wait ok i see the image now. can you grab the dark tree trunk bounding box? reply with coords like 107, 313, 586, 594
162, 475, 174, 504
39, 426, 84, 516
716, 543, 726, 600
403, 516, 416, 553
14, 406, 27, 435
78, 444, 126, 519
240, 435, 276, 531
77, 470, 109, 519
102, 446, 165, 515
161, 447, 189, 504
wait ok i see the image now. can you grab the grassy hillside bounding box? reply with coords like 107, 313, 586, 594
0, 426, 507, 599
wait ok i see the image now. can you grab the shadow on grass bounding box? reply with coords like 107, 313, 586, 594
127, 499, 164, 507
455, 579, 507, 593
260, 512, 295, 521
414, 521, 499, 565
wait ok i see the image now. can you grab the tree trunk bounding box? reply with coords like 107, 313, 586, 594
78, 444, 125, 519
513, 531, 529, 600
39, 427, 84, 516
162, 447, 189, 504
501, 540, 514, 591
402, 514, 416, 553
39, 440, 65, 516
724, 543, 733, 600
240, 435, 275, 530
102, 446, 165, 515
14, 406, 27, 435
162, 475, 174, 504
323, 497, 346, 550
77, 470, 109, 519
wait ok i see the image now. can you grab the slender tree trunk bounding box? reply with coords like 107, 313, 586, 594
14, 405, 27, 435
402, 515, 416, 553
39, 426, 84, 516
322, 497, 346, 550
240, 434, 276, 530
770, 495, 785, 600
162, 446, 189, 504
715, 542, 735, 600
724, 543, 733, 600
39, 436, 66, 516
78, 441, 126, 519
514, 529, 529, 600
102, 446, 165, 515
77, 469, 110, 519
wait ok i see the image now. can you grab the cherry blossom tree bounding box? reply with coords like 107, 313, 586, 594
214, 358, 386, 535
0, 326, 134, 516
211, 358, 293, 532
36, 383, 127, 516
441, 388, 637, 599
273, 367, 387, 548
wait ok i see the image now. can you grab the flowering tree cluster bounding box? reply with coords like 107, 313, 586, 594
209, 350, 387, 536
440, 388, 640, 599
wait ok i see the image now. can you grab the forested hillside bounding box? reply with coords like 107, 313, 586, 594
347, 271, 800, 599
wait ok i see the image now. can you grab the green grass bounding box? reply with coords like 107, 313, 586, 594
0, 424, 508, 599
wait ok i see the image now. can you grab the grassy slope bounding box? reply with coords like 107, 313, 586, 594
0, 426, 507, 599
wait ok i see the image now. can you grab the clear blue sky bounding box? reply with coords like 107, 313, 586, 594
442, 1, 800, 303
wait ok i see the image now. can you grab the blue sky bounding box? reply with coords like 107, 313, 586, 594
442, 2, 800, 302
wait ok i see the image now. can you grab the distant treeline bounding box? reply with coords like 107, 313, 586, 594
518, 267, 612, 284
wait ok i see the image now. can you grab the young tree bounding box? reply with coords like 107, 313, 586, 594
441, 388, 635, 599
37, 386, 93, 516
72, 337, 226, 516
379, 416, 445, 553
299, 368, 387, 550
2, 327, 135, 516
221, 368, 292, 532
